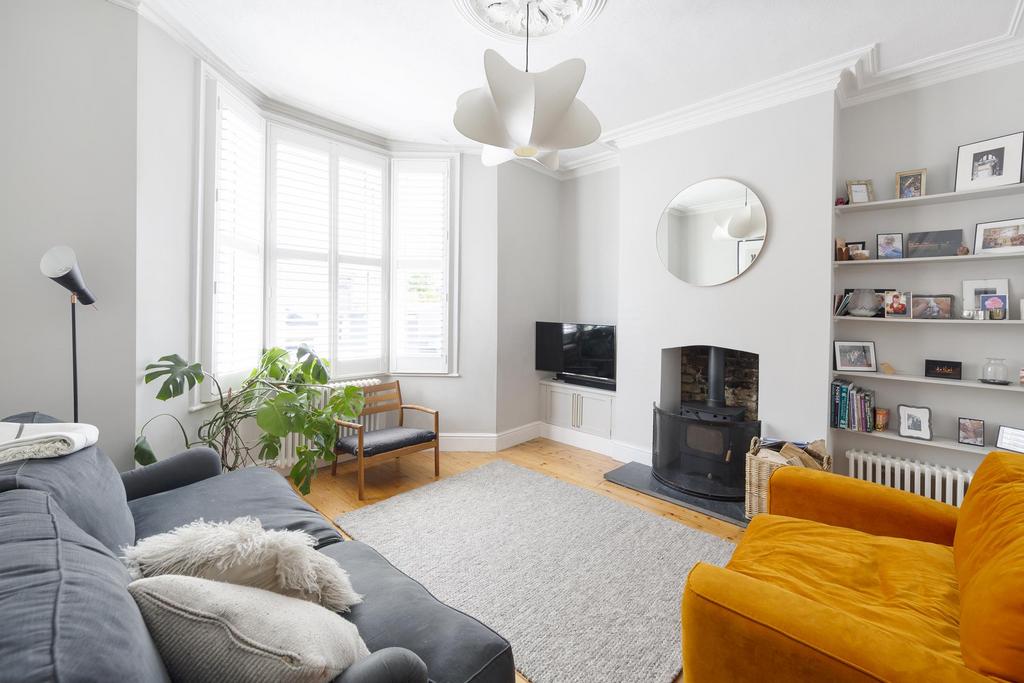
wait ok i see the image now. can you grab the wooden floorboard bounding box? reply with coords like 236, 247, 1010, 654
291, 437, 744, 682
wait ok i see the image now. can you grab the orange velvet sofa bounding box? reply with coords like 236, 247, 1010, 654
682, 450, 1024, 682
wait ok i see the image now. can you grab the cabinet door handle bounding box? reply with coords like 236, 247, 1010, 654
572, 394, 578, 428
576, 394, 583, 428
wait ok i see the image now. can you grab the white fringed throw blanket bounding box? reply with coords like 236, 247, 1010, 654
0, 422, 99, 464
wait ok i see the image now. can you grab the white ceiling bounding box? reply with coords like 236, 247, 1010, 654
147, 0, 1020, 154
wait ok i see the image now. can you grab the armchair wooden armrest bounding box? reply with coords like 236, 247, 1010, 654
335, 418, 364, 432
400, 404, 438, 415
768, 466, 958, 545
683, 563, 982, 682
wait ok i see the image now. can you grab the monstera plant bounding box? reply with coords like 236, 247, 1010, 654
136, 345, 364, 494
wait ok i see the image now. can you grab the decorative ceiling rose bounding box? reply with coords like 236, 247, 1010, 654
452, 0, 607, 42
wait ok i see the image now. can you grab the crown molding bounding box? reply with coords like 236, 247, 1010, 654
105, 0, 140, 10
558, 148, 620, 179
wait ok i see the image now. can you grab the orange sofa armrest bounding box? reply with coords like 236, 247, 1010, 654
683, 563, 984, 683
767, 466, 958, 545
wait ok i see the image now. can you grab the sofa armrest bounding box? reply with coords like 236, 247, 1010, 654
334, 648, 428, 683
120, 447, 222, 501
683, 563, 982, 682
767, 466, 958, 545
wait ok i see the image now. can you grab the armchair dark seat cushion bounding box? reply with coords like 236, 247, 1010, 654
321, 541, 514, 683
0, 489, 168, 682
0, 423, 135, 553
129, 466, 342, 547
337, 427, 437, 457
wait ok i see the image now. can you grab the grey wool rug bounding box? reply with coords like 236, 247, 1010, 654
335, 461, 735, 683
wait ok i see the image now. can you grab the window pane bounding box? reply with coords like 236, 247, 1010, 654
336, 263, 383, 363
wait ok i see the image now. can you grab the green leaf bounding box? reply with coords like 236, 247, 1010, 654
255, 392, 300, 436
295, 344, 330, 384
134, 435, 157, 466
257, 432, 281, 461
144, 354, 205, 401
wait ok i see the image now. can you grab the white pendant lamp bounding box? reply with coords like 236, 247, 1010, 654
711, 190, 763, 241
453, 2, 601, 170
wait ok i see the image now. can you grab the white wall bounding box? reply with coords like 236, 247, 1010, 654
614, 93, 837, 456
495, 163, 562, 432
0, 0, 140, 470
557, 167, 619, 323
135, 17, 206, 461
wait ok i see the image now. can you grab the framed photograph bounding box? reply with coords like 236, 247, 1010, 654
834, 341, 877, 372
962, 278, 1009, 312
876, 233, 903, 259
983, 294, 1009, 319
955, 132, 1024, 192
898, 405, 932, 441
845, 241, 866, 252
974, 217, 1024, 255
736, 238, 764, 274
906, 229, 963, 258
925, 359, 962, 380
911, 294, 953, 319
896, 168, 926, 198
846, 180, 874, 204
883, 290, 910, 318
959, 418, 985, 447
996, 425, 1024, 454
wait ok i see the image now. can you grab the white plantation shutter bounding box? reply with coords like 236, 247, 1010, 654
390, 158, 453, 374
208, 84, 265, 384
268, 133, 331, 361
335, 154, 387, 375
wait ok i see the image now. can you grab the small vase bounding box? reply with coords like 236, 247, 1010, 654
982, 358, 1009, 384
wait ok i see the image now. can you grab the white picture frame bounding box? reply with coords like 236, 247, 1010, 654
996, 425, 1024, 454
961, 278, 1009, 312
955, 132, 1024, 192
834, 341, 877, 372
974, 217, 1024, 256
898, 404, 932, 441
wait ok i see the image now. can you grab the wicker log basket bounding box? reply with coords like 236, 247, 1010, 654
745, 437, 832, 519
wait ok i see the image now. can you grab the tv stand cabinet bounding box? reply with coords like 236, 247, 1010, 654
540, 379, 614, 439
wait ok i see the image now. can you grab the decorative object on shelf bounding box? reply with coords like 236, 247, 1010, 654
962, 278, 1009, 312
835, 243, 850, 261
996, 424, 1024, 453
896, 168, 926, 198
876, 233, 903, 259
986, 296, 1008, 320
736, 238, 764, 274
879, 362, 896, 375
850, 249, 870, 260
883, 291, 910, 318
846, 179, 874, 204
958, 417, 985, 447
961, 309, 976, 319
974, 309, 987, 321
834, 341, 877, 372
833, 292, 852, 316
911, 294, 953, 319
453, 3, 601, 170
981, 357, 1010, 385
925, 359, 962, 380
835, 197, 848, 206
957, 244, 971, 255
898, 404, 932, 441
874, 408, 889, 432
1020, 367, 1024, 385
954, 131, 1024, 192
973, 217, 1024, 256
846, 241, 866, 252
846, 288, 886, 317
906, 229, 963, 258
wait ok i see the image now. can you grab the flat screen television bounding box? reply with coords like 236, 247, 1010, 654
535, 322, 616, 390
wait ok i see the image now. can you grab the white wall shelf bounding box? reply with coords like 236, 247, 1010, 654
834, 316, 1024, 325
833, 371, 1024, 393
834, 182, 1024, 214
830, 428, 989, 456
834, 252, 1024, 267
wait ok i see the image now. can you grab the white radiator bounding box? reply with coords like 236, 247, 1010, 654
847, 449, 974, 507
278, 378, 382, 468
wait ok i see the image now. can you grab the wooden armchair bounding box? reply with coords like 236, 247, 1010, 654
331, 381, 440, 500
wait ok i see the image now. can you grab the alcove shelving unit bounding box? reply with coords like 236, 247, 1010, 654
829, 181, 1024, 472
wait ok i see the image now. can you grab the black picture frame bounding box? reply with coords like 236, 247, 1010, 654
958, 418, 985, 447
925, 359, 962, 380
876, 233, 904, 259
906, 230, 963, 258
954, 131, 1024, 192
911, 294, 954, 319
834, 340, 877, 372
898, 404, 933, 441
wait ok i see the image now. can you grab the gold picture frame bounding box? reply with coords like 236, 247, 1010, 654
846, 179, 874, 204
896, 168, 927, 199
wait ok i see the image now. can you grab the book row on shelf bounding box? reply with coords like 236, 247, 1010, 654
830, 379, 876, 432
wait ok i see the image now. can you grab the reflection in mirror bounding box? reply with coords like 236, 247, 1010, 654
656, 178, 767, 286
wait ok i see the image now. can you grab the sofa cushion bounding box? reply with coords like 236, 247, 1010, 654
337, 427, 436, 457
954, 450, 1024, 679
320, 541, 514, 683
728, 514, 962, 664
130, 466, 342, 548
0, 489, 168, 682
0, 441, 135, 554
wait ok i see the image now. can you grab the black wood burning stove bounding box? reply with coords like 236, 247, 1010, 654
652, 346, 761, 501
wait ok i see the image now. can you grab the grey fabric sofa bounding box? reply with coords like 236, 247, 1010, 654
0, 412, 514, 683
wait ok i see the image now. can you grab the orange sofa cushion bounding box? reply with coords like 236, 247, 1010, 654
954, 451, 1024, 680
728, 514, 963, 665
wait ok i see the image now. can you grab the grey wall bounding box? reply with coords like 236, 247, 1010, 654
495, 163, 562, 432
0, 0, 140, 470
557, 167, 619, 323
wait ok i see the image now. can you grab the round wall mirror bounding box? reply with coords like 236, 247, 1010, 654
656, 178, 767, 286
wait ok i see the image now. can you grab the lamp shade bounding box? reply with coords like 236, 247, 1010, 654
40, 246, 96, 305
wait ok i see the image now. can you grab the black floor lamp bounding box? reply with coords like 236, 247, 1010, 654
40, 246, 96, 423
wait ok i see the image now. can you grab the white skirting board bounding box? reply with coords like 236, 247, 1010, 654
440, 421, 651, 465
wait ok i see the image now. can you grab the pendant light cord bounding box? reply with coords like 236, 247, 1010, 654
525, 2, 530, 72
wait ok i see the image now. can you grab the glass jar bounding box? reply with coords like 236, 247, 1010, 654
982, 358, 1009, 383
